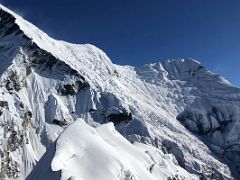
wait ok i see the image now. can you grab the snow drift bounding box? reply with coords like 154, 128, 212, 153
50, 119, 195, 180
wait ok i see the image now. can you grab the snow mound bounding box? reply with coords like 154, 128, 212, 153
51, 119, 196, 180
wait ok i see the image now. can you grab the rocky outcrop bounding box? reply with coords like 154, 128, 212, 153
162, 140, 185, 168
0, 9, 23, 37
177, 104, 240, 178
177, 106, 233, 135
6, 70, 23, 91
57, 80, 89, 96
52, 119, 68, 126
107, 111, 132, 125
0, 101, 8, 108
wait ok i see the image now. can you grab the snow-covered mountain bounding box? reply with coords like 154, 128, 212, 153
0, 4, 239, 180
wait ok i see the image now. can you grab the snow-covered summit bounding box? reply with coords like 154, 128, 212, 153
136, 58, 206, 84
0, 4, 239, 180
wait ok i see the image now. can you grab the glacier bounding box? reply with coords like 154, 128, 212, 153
0, 4, 239, 180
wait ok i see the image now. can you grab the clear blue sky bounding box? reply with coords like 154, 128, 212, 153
2, 0, 240, 87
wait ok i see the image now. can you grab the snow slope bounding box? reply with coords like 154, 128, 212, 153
0, 4, 239, 180
42, 119, 196, 180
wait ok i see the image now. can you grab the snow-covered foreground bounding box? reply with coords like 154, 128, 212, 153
0, 3, 239, 180
32, 119, 195, 180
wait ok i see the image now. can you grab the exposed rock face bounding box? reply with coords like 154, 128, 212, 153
107, 111, 132, 125
162, 140, 185, 168
177, 106, 233, 135
0, 151, 20, 179
177, 102, 240, 177
0, 101, 8, 108
0, 9, 22, 37
57, 80, 89, 96
52, 119, 68, 126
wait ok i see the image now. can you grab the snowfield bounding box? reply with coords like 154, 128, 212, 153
49, 119, 196, 180
0, 4, 239, 180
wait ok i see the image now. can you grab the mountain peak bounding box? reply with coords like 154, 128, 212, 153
0, 4, 115, 85
165, 58, 201, 65
161, 58, 206, 80
0, 4, 63, 58
136, 58, 207, 86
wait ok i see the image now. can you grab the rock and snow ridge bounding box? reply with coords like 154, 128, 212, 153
0, 4, 239, 180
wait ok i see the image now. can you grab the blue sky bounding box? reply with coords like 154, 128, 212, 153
2, 0, 240, 87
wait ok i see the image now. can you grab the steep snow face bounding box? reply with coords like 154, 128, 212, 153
0, 4, 239, 180
0, 5, 92, 179
136, 59, 240, 177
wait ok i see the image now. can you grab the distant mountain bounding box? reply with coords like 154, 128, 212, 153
0, 4, 239, 180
